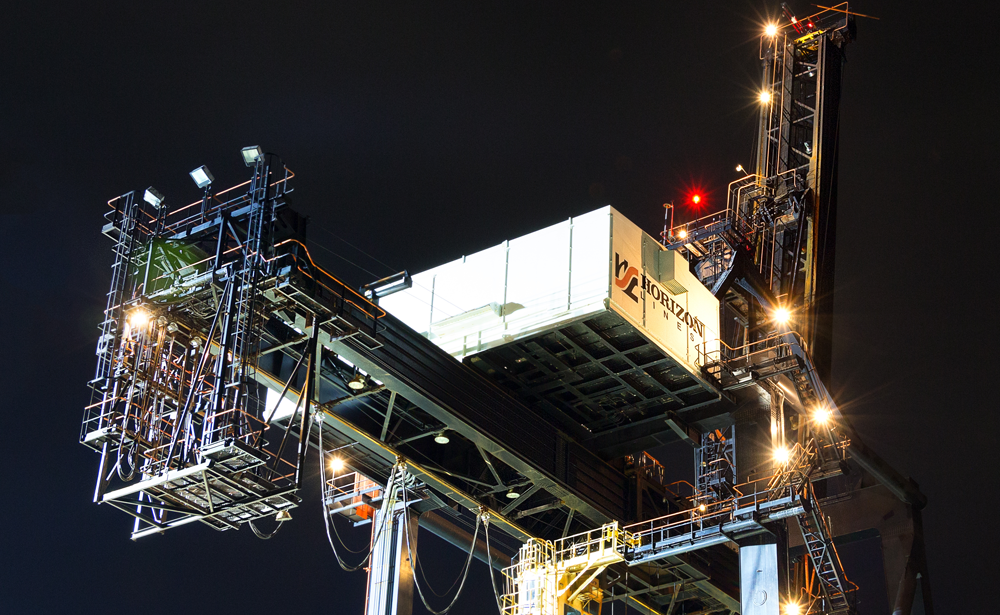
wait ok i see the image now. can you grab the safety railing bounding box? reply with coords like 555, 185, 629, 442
551, 522, 630, 571
698, 331, 806, 387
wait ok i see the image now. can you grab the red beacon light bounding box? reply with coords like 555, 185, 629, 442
692, 194, 702, 205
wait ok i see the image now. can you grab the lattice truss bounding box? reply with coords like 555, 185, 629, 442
80, 158, 379, 538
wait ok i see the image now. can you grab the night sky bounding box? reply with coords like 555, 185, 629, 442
2, 2, 995, 614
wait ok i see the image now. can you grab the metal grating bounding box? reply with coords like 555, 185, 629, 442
465, 310, 721, 449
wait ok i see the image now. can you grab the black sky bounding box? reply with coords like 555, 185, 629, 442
2, 2, 997, 614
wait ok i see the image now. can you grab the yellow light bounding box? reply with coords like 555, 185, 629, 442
783, 602, 801, 615
698, 504, 707, 512
677, 229, 688, 239
128, 308, 150, 329
774, 446, 790, 464
765, 23, 779, 37
735, 164, 744, 172
330, 457, 345, 473
759, 90, 772, 104
773, 307, 791, 324
814, 407, 832, 424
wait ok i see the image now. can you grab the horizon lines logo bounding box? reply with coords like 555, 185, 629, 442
613, 251, 706, 339
614, 252, 640, 302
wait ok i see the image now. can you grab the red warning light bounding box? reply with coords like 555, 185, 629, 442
692, 194, 702, 205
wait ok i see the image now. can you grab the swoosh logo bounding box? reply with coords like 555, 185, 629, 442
614, 266, 638, 288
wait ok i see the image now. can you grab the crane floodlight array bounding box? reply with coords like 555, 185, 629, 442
82, 154, 385, 538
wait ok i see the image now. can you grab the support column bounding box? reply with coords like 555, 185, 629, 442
365, 480, 418, 615
734, 386, 789, 615
741, 542, 780, 615
732, 386, 776, 487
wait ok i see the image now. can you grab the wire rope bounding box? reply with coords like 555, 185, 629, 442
308, 239, 383, 280
311, 226, 470, 316
315, 225, 398, 276
304, 230, 488, 355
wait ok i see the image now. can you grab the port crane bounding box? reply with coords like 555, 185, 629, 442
81, 5, 931, 615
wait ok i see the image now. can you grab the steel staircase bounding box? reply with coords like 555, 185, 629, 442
797, 483, 854, 614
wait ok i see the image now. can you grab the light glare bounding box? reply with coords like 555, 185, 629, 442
783, 602, 801, 615
128, 308, 150, 329
773, 307, 791, 324
677, 229, 688, 239
774, 446, 790, 464
330, 457, 345, 472
814, 407, 832, 424
759, 91, 772, 104
765, 23, 778, 36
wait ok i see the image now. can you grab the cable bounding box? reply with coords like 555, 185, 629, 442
483, 515, 506, 613
308, 239, 383, 280
318, 421, 391, 570
248, 518, 282, 540
115, 435, 138, 481
402, 485, 480, 615
313, 225, 471, 317
315, 225, 398, 276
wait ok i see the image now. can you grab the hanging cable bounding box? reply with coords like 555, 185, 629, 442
483, 512, 506, 614
413, 546, 466, 598
248, 518, 282, 540
318, 419, 391, 571
402, 485, 480, 615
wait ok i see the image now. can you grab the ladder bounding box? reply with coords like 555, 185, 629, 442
797, 483, 853, 613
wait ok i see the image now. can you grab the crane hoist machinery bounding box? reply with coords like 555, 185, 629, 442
81, 4, 933, 615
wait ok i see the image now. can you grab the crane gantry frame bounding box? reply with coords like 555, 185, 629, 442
81, 4, 932, 615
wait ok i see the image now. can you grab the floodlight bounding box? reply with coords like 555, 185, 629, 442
189, 165, 214, 188
677, 229, 688, 239
505, 489, 521, 499
736, 164, 744, 172
275, 510, 293, 522
783, 602, 801, 615
347, 374, 366, 390
774, 447, 790, 464
759, 91, 772, 104
813, 406, 832, 424
143, 186, 165, 209
765, 23, 778, 36
434, 431, 450, 445
330, 457, 345, 472
773, 307, 791, 324
241, 145, 264, 166
128, 307, 150, 329
698, 504, 707, 512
